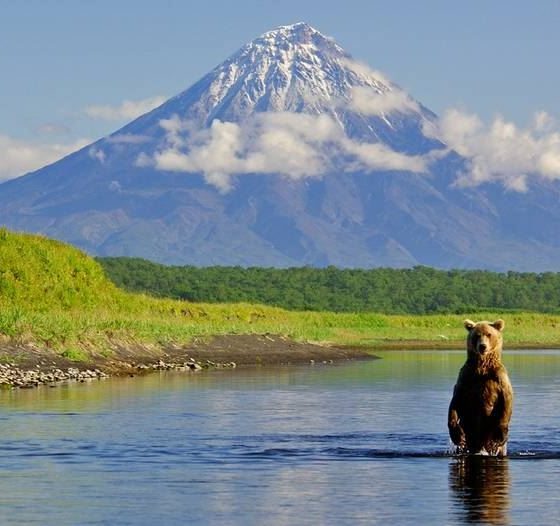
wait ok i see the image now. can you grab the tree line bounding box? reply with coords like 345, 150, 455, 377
97, 257, 560, 314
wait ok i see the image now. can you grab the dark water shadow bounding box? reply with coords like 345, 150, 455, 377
449, 456, 510, 525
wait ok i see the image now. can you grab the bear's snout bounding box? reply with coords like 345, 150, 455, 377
471, 330, 495, 355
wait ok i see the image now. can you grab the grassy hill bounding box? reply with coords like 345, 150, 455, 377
0, 228, 122, 311
1, 228, 559, 358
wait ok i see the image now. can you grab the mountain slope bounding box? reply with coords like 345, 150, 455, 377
1, 22, 559, 271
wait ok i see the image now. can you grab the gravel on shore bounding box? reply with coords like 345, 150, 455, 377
0, 334, 373, 389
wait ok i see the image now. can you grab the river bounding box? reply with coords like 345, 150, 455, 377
1, 350, 559, 525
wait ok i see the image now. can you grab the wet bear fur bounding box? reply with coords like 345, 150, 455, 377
448, 319, 513, 456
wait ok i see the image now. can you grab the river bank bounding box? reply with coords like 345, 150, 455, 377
0, 334, 374, 389
3, 332, 557, 389
4, 231, 560, 390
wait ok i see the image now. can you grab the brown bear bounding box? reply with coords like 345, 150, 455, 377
448, 319, 513, 456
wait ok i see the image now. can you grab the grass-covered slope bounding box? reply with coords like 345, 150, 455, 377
0, 228, 122, 311
1, 228, 559, 355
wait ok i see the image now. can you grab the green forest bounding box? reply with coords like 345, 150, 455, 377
98, 258, 560, 314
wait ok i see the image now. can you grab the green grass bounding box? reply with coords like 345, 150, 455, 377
1, 228, 560, 356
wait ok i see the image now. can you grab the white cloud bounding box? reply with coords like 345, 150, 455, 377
532, 110, 555, 133
36, 122, 71, 136
84, 95, 167, 121
134, 152, 153, 168
108, 180, 122, 192
339, 57, 393, 88
0, 135, 90, 181
349, 86, 420, 116
148, 106, 560, 193
153, 116, 329, 192
107, 133, 150, 144
143, 112, 426, 192
88, 146, 106, 164
424, 109, 560, 191
341, 139, 426, 173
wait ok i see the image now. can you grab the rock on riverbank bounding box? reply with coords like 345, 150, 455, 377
0, 334, 372, 389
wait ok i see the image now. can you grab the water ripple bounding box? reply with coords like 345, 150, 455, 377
3, 433, 560, 466
238, 445, 560, 461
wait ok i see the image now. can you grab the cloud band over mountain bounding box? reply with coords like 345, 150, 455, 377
423, 109, 560, 191
138, 109, 427, 192
133, 88, 560, 193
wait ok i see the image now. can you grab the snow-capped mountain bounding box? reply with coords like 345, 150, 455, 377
121, 22, 436, 157
1, 22, 560, 270
131, 23, 419, 121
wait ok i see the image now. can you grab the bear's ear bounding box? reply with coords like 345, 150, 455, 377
464, 319, 476, 331
492, 319, 505, 332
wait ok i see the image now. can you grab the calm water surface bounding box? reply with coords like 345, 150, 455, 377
1, 350, 559, 525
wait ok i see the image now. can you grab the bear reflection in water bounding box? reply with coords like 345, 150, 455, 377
449, 456, 510, 525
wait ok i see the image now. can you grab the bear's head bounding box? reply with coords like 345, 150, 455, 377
464, 319, 505, 363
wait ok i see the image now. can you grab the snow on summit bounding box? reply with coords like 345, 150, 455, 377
160, 22, 423, 127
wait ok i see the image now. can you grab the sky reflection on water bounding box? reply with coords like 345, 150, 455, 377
1, 350, 559, 525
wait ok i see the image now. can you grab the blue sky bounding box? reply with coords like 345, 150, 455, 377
1, 0, 559, 180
